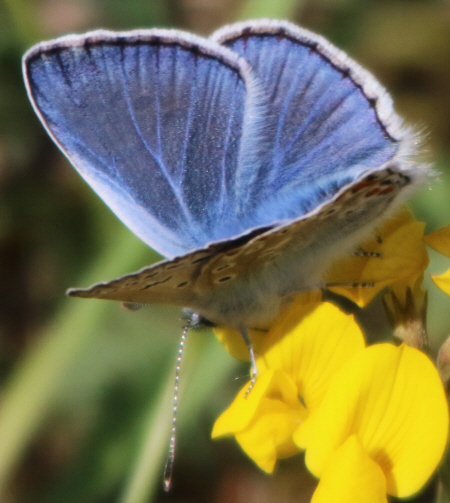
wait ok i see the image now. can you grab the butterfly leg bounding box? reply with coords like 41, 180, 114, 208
240, 327, 258, 397
327, 245, 383, 287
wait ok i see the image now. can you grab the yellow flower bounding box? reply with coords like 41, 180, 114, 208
212, 298, 365, 472
425, 224, 450, 256
424, 224, 450, 295
295, 343, 448, 501
326, 207, 429, 307
212, 207, 449, 493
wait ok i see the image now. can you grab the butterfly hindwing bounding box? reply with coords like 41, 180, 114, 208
211, 20, 417, 221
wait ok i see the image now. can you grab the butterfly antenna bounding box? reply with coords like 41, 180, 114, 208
163, 322, 189, 491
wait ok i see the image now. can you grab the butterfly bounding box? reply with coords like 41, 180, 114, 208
23, 19, 425, 332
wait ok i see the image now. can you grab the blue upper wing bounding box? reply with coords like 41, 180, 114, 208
24, 23, 414, 261
23, 30, 259, 258
212, 20, 411, 223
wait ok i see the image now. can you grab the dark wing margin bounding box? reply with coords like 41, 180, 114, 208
23, 29, 260, 258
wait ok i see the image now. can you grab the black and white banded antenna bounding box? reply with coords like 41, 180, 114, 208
163, 314, 196, 491
163, 314, 257, 489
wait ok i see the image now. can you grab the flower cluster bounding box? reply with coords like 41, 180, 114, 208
213, 207, 450, 502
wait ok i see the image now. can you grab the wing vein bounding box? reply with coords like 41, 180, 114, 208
119, 46, 196, 224
281, 86, 355, 162
178, 58, 197, 181
218, 80, 239, 214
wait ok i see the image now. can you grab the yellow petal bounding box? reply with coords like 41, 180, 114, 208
311, 436, 388, 503
326, 207, 428, 307
297, 344, 448, 498
212, 369, 306, 472
213, 291, 322, 362
258, 302, 365, 413
424, 224, 450, 257
212, 369, 305, 436
234, 397, 304, 472
431, 268, 450, 296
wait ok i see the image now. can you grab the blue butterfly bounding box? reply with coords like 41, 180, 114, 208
23, 19, 425, 330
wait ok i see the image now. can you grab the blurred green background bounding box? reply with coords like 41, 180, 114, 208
0, 0, 450, 502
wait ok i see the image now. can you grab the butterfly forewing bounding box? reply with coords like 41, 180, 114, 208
23, 31, 257, 258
